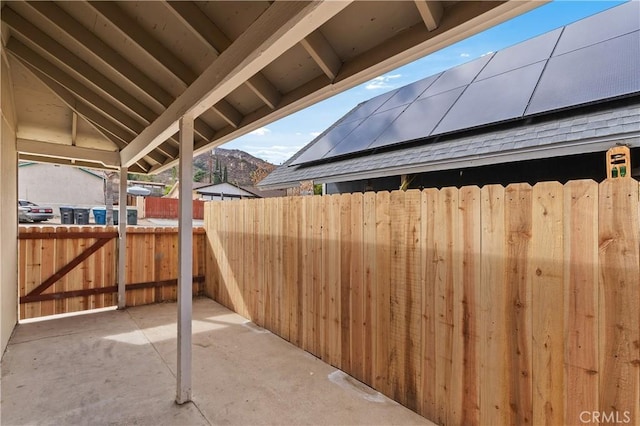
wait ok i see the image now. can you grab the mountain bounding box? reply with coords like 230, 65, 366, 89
149, 148, 276, 187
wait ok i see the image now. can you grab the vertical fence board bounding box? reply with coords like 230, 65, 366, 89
480, 184, 509, 425
598, 179, 640, 422
312, 195, 324, 358
290, 196, 303, 346
301, 196, 314, 353
564, 180, 600, 424
374, 191, 391, 396
389, 190, 407, 407
349, 193, 365, 382
458, 186, 481, 425
39, 226, 56, 316
504, 183, 534, 425
340, 194, 352, 371
362, 192, 376, 386
326, 195, 342, 367
531, 182, 565, 425
420, 188, 438, 420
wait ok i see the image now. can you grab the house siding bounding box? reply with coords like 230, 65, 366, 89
19, 164, 105, 214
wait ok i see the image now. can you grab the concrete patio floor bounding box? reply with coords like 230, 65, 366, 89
1, 298, 434, 426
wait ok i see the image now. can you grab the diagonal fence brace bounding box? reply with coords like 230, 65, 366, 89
24, 236, 116, 298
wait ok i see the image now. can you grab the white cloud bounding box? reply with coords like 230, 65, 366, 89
460, 53, 470, 58
242, 144, 305, 165
309, 131, 321, 137
480, 51, 494, 57
249, 127, 271, 136
365, 74, 402, 90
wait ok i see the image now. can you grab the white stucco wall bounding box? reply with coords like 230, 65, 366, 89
1, 50, 18, 356
19, 163, 105, 214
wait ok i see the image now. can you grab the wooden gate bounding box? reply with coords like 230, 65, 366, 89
19, 226, 206, 319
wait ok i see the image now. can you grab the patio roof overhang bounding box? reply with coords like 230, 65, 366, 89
1, 0, 544, 174
1, 0, 544, 407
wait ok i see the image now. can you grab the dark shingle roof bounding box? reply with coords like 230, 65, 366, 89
260, 102, 640, 188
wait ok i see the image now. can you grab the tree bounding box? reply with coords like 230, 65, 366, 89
250, 164, 276, 185
194, 168, 206, 182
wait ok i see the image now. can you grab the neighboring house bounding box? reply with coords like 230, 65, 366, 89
164, 181, 210, 200
18, 162, 105, 214
260, 3, 640, 194
196, 182, 260, 201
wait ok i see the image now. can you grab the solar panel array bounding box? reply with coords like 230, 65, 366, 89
292, 2, 640, 166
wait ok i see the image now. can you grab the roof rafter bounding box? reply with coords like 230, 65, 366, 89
121, 0, 352, 167
7, 38, 168, 163
15, 56, 159, 170
166, 0, 282, 110
300, 31, 342, 81
414, 0, 444, 31
5, 38, 180, 162
17, 138, 121, 168
87, 0, 243, 130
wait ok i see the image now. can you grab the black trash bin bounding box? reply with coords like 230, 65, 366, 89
60, 206, 74, 224
113, 208, 138, 225
73, 208, 90, 225
127, 208, 138, 225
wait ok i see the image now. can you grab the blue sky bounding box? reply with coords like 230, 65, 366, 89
223, 1, 626, 164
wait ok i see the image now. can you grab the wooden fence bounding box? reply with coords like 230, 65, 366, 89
19, 226, 206, 319
144, 197, 204, 219
204, 179, 640, 426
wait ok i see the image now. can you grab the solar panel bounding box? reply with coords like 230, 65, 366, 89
324, 106, 406, 158
476, 29, 560, 81
435, 61, 546, 134
339, 90, 396, 124
289, 3, 639, 167
370, 87, 465, 149
526, 31, 640, 116
419, 54, 493, 98
375, 73, 441, 113
553, 1, 640, 56
291, 118, 364, 165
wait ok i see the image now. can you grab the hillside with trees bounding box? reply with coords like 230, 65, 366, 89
130, 148, 277, 189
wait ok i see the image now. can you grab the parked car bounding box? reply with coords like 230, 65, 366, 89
18, 199, 54, 222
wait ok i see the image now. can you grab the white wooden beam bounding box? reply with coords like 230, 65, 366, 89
300, 31, 342, 81
121, 1, 351, 167
118, 166, 128, 309
176, 115, 194, 405
17, 138, 120, 167
414, 0, 444, 31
